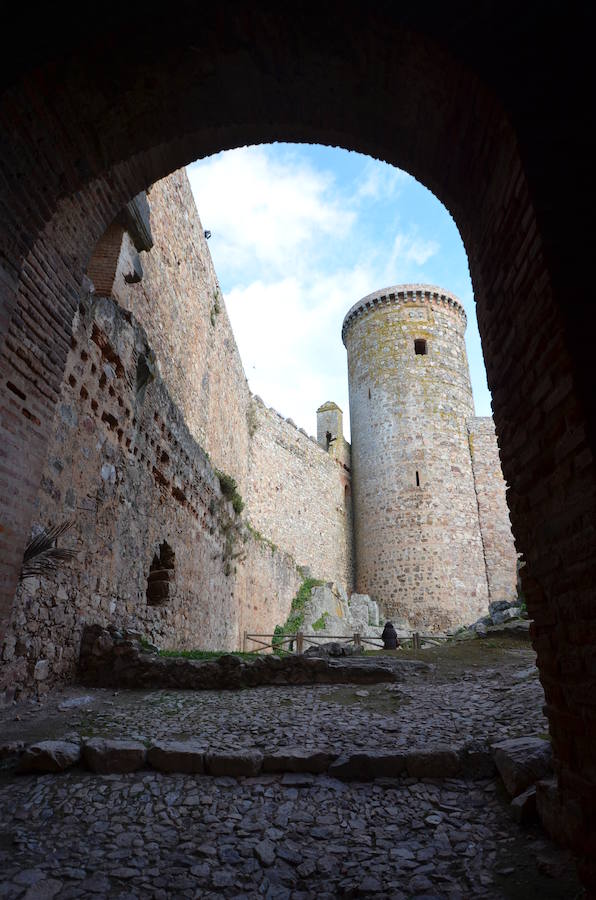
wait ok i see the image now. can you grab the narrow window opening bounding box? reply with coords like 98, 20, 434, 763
415, 470, 420, 487
414, 339, 427, 356
146, 540, 175, 606
136, 353, 151, 396
368, 387, 371, 399
326, 430, 332, 450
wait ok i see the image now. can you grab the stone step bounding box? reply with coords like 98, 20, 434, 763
14, 737, 495, 780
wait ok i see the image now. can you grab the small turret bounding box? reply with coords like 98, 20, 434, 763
316, 401, 344, 451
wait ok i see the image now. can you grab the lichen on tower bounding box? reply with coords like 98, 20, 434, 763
343, 284, 490, 630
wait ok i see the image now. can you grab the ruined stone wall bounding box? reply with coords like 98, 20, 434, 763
0, 296, 296, 700
235, 539, 302, 647
468, 417, 518, 604
246, 398, 353, 590
119, 170, 252, 494
344, 285, 489, 630
118, 170, 353, 592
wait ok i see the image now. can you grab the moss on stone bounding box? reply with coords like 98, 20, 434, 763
272, 577, 325, 648
215, 469, 244, 515
312, 611, 329, 631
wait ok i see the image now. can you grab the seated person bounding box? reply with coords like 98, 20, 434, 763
381, 621, 398, 649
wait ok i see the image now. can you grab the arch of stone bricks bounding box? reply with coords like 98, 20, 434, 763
0, 2, 594, 888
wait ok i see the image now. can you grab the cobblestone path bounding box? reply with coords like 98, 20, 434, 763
0, 640, 581, 898
0, 645, 546, 754
0, 771, 579, 899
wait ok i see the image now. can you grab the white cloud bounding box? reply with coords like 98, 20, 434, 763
187, 147, 355, 283
224, 264, 376, 435
356, 160, 408, 202
186, 145, 450, 436
383, 232, 440, 280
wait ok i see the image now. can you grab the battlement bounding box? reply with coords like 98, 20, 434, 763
342, 283, 467, 345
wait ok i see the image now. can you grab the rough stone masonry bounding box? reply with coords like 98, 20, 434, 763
1, 169, 517, 699
343, 286, 518, 629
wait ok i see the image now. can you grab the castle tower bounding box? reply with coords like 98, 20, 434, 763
316, 401, 344, 450
342, 284, 489, 630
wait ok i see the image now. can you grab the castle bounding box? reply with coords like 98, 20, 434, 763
0, 169, 516, 701
342, 285, 517, 628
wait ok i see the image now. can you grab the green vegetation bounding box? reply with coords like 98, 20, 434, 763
159, 648, 290, 660
210, 288, 222, 326
161, 648, 256, 661
312, 611, 329, 631
272, 577, 325, 649
245, 521, 278, 554
215, 469, 244, 515
246, 400, 259, 438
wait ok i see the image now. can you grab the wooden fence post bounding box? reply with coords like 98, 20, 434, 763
413, 632, 421, 650
354, 632, 362, 650
243, 631, 247, 653
296, 632, 304, 655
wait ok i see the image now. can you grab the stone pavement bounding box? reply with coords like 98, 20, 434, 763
0, 647, 546, 755
0, 771, 580, 899
0, 640, 582, 898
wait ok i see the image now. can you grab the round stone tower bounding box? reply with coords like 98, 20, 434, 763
342, 284, 489, 630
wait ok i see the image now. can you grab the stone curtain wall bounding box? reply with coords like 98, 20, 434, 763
120, 171, 252, 495
246, 398, 353, 590
344, 287, 489, 630
120, 170, 353, 590
235, 539, 302, 648
0, 295, 292, 700
468, 417, 518, 604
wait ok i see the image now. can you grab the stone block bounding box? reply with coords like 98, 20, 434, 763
83, 738, 146, 773
254, 839, 276, 866
459, 742, 496, 778
19, 740, 81, 773
328, 750, 407, 779
492, 735, 552, 797
147, 740, 205, 774
262, 747, 337, 773
489, 600, 511, 616
405, 747, 461, 778
204, 750, 263, 776
280, 772, 315, 787
33, 659, 49, 681
491, 607, 522, 625
510, 785, 537, 824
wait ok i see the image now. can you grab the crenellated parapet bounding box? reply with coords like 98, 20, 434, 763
342, 283, 466, 346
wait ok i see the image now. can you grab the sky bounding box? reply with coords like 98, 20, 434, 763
186, 144, 492, 439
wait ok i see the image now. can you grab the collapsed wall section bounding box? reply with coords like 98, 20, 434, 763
468, 417, 519, 603
246, 398, 353, 590
235, 538, 303, 648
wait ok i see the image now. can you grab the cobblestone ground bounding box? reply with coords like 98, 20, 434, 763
0, 640, 582, 898
0, 643, 547, 753
0, 772, 580, 899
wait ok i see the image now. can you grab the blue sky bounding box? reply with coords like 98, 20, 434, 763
187, 144, 491, 438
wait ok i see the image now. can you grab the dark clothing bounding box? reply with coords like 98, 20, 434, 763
382, 622, 398, 650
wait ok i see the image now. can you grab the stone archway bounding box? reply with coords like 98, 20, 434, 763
1, 3, 594, 885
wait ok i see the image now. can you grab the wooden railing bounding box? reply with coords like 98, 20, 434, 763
242, 630, 448, 654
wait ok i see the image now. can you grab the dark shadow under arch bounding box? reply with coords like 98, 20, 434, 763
0, 3, 595, 885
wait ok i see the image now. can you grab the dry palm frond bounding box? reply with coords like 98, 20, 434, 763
19, 521, 77, 581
